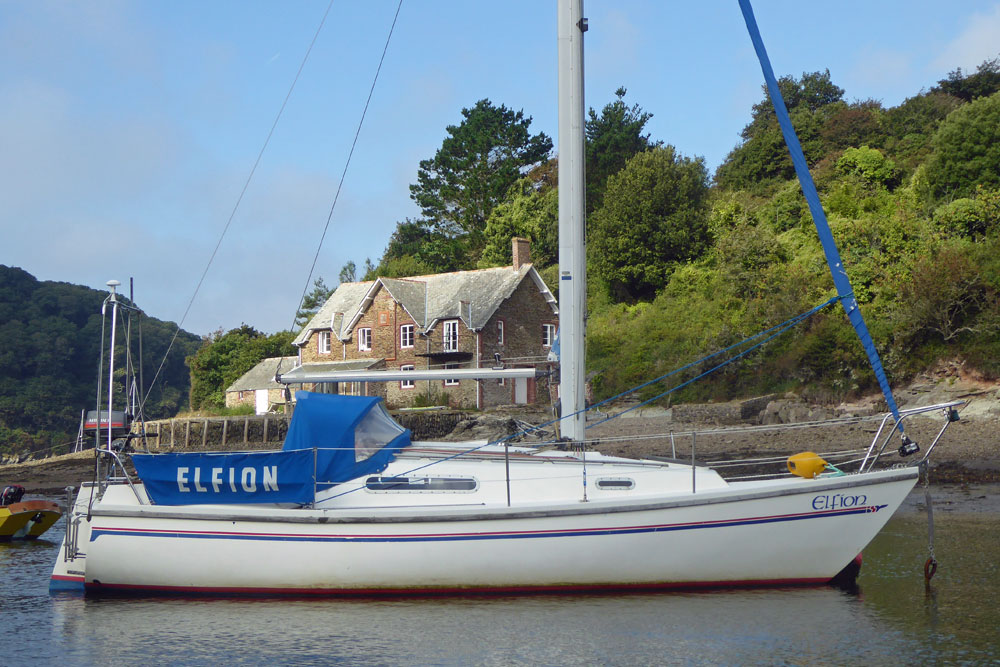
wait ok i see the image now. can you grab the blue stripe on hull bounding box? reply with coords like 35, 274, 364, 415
90, 504, 887, 544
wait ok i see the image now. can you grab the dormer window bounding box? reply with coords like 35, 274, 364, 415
317, 331, 331, 355
358, 328, 372, 352
443, 320, 459, 352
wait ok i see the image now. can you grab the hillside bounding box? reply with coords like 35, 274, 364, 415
0, 265, 202, 457
352, 61, 1000, 407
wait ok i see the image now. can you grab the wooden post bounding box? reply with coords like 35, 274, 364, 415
170, 419, 175, 449
263, 417, 269, 444
184, 420, 191, 449
222, 419, 228, 448
243, 416, 249, 445
202, 419, 208, 448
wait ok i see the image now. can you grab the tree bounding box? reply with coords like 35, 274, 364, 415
585, 87, 659, 213
926, 91, 1000, 200
836, 146, 899, 189
294, 277, 333, 329
741, 70, 844, 142
187, 325, 295, 410
0, 265, 200, 456
409, 99, 552, 253
479, 178, 558, 267
373, 219, 467, 276
338, 262, 356, 284
935, 56, 1000, 102
589, 146, 710, 301
820, 100, 884, 151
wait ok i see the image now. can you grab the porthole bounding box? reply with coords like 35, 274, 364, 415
365, 476, 478, 492
596, 478, 635, 490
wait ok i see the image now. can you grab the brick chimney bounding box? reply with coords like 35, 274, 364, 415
512, 237, 531, 270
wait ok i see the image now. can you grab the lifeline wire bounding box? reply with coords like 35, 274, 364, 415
322, 296, 837, 501
141, 0, 339, 412
291, 0, 405, 332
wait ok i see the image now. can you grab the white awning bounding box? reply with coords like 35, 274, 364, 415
276, 366, 544, 385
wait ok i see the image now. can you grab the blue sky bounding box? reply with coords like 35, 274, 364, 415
2, 0, 999, 336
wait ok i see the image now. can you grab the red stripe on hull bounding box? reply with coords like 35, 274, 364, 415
84, 577, 832, 598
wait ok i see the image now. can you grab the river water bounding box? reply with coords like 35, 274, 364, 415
3, 490, 998, 666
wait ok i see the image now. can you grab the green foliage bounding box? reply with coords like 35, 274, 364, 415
889, 240, 1000, 362
479, 179, 558, 267
409, 99, 552, 255
338, 262, 356, 284
373, 219, 466, 276
820, 100, 884, 150
933, 198, 989, 238
741, 69, 844, 142
935, 57, 1000, 102
0, 266, 200, 456
925, 91, 1000, 200
836, 147, 899, 188
187, 326, 295, 410
585, 87, 659, 213
589, 147, 710, 301
374, 60, 1000, 404
713, 222, 789, 299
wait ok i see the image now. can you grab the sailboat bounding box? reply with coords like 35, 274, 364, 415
51, 0, 962, 595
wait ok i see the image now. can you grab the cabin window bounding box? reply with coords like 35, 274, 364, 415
443, 320, 459, 352
444, 363, 460, 386
365, 476, 478, 492
400, 324, 414, 349
596, 478, 635, 490
317, 331, 331, 355
497, 320, 504, 345
400, 364, 415, 389
358, 327, 372, 352
542, 323, 556, 348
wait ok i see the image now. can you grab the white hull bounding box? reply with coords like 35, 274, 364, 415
52, 467, 916, 594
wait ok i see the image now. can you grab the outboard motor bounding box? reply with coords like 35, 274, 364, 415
1, 484, 25, 505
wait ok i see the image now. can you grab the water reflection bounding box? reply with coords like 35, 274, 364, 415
10, 502, 999, 665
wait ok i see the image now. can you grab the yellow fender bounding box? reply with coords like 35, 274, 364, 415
787, 451, 828, 479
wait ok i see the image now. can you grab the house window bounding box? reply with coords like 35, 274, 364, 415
317, 331, 331, 355
400, 364, 415, 389
444, 363, 460, 386
358, 327, 372, 352
497, 320, 504, 345
542, 323, 556, 348
443, 320, 459, 352
400, 324, 414, 349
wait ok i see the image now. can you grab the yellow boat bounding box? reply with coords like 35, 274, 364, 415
1, 490, 62, 540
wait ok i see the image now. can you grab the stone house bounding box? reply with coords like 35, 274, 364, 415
291, 238, 558, 409
224, 356, 299, 414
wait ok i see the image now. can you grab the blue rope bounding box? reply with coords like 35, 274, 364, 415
587, 296, 838, 428
737, 0, 903, 432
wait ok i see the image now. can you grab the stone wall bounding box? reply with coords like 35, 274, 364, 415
142, 409, 471, 451
143, 415, 291, 451
479, 275, 556, 408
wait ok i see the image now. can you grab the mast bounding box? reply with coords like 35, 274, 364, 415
557, 0, 587, 443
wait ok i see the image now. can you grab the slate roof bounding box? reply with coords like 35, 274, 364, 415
293, 264, 557, 346
225, 356, 299, 392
